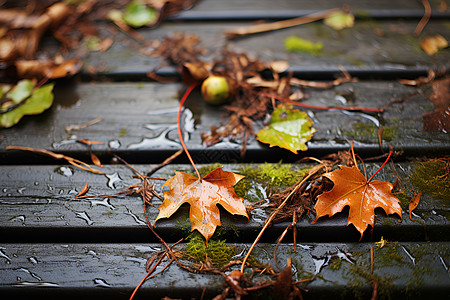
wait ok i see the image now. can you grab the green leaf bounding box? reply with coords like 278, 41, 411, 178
284, 36, 323, 56
257, 104, 316, 154
122, 1, 157, 28
0, 80, 54, 128
323, 11, 354, 30
7, 80, 34, 104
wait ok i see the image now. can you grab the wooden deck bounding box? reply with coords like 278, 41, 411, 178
0, 0, 449, 299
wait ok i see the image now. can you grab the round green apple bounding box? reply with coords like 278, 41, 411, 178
201, 76, 230, 105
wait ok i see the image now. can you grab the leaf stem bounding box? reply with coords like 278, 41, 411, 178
177, 83, 201, 179
367, 150, 393, 183
264, 93, 384, 113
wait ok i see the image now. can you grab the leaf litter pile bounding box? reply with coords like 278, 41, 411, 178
2, 1, 450, 299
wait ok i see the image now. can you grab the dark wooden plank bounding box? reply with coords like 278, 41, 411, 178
80, 19, 450, 79
0, 242, 448, 299
1, 81, 449, 164
0, 163, 448, 243
182, 0, 449, 16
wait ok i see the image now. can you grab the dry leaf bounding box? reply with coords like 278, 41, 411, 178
77, 139, 104, 145
90, 149, 103, 168
156, 167, 248, 243
313, 165, 402, 239
75, 183, 90, 198
409, 191, 422, 221
420, 34, 448, 55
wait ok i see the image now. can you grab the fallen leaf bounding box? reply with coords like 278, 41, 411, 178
323, 11, 354, 30
77, 139, 104, 145
156, 167, 248, 243
122, 1, 157, 28
420, 34, 448, 55
0, 80, 54, 128
375, 236, 388, 248
257, 104, 316, 154
284, 36, 323, 55
423, 76, 450, 133
312, 165, 402, 239
90, 149, 103, 168
75, 183, 90, 199
409, 191, 422, 221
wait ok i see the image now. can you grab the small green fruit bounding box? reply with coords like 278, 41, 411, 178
201, 76, 230, 105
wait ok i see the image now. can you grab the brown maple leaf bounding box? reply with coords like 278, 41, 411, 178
312, 164, 402, 239
156, 167, 248, 243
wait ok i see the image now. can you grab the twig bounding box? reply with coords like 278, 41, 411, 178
6, 146, 104, 174
177, 83, 201, 179
146, 149, 183, 176
370, 246, 374, 274
224, 8, 342, 39
263, 93, 384, 113
65, 117, 103, 133
414, 0, 431, 36
240, 163, 326, 273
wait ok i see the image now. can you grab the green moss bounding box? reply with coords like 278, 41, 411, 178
119, 128, 127, 137
285, 36, 323, 56
348, 264, 396, 300
184, 233, 236, 267
233, 178, 253, 199
394, 190, 411, 210
329, 259, 343, 271
239, 162, 309, 188
410, 160, 450, 204
373, 242, 404, 268
344, 122, 397, 143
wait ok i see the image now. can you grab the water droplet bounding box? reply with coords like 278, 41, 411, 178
108, 140, 121, 149
93, 278, 111, 288
127, 128, 180, 150
28, 257, 38, 264
18, 268, 42, 281
401, 245, 415, 265
0, 247, 11, 263
439, 255, 448, 272
52, 135, 77, 148
89, 198, 116, 210
87, 250, 97, 257
14, 281, 59, 287
105, 172, 122, 189
335, 94, 347, 104
144, 123, 177, 131
54, 166, 74, 177
2, 188, 7, 193
17, 187, 26, 194
9, 215, 25, 223
133, 245, 161, 252
125, 207, 146, 225
340, 110, 380, 127
34, 182, 39, 186
311, 256, 329, 275
17, 276, 22, 281
75, 211, 94, 226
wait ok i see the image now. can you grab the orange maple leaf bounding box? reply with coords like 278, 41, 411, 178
156, 167, 248, 243
312, 164, 402, 239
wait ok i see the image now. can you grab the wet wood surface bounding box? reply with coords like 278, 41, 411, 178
0, 0, 449, 299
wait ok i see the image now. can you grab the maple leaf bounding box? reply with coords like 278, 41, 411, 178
156, 167, 248, 243
312, 164, 402, 239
